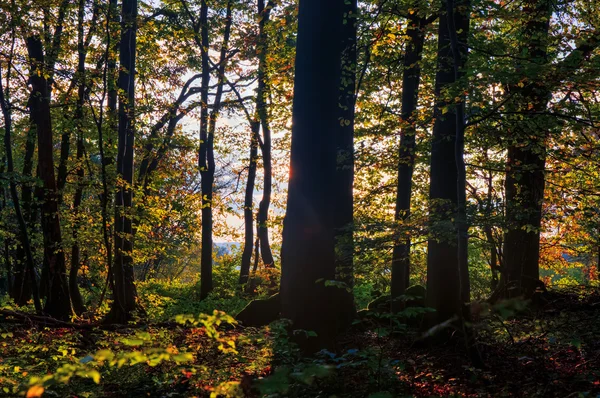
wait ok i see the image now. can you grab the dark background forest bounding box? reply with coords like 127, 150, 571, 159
0, 0, 599, 396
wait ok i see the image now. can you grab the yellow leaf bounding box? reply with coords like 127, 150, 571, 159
26, 386, 44, 398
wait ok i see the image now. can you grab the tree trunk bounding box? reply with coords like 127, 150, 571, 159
12, 104, 37, 305
240, 122, 260, 285
199, 0, 233, 299
0, 63, 41, 312
425, 0, 470, 326
280, 0, 349, 350
390, 13, 426, 312
500, 0, 551, 298
106, 0, 140, 323
198, 0, 213, 299
26, 36, 72, 320
256, 0, 275, 268
70, 136, 86, 315
69, 0, 88, 316
332, 0, 358, 326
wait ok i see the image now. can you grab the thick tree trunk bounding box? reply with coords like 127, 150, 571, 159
390, 13, 426, 311
500, 0, 551, 298
106, 0, 140, 323
26, 36, 72, 320
425, 0, 470, 326
280, 0, 349, 350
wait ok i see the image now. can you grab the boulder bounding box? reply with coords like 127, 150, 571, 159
235, 293, 281, 327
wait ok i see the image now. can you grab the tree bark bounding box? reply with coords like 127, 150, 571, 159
0, 63, 42, 313
240, 122, 260, 285
332, 0, 358, 326
256, 0, 275, 268
69, 0, 89, 316
106, 0, 140, 323
199, 0, 233, 299
26, 36, 72, 320
500, 0, 551, 298
390, 13, 426, 312
198, 0, 213, 299
280, 0, 349, 350
425, 0, 470, 326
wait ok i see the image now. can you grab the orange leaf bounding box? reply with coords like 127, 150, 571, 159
26, 386, 44, 398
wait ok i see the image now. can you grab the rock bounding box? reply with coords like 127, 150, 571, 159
235, 293, 281, 327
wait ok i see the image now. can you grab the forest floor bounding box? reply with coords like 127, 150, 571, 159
1, 286, 599, 397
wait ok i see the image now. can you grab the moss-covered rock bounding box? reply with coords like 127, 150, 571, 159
235, 293, 281, 327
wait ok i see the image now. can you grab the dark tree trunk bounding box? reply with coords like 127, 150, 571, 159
12, 105, 37, 305
106, 0, 140, 323
500, 0, 551, 298
0, 63, 41, 311
26, 36, 72, 320
70, 136, 86, 315
107, 0, 119, 124
69, 0, 88, 316
447, 0, 482, 366
240, 122, 260, 285
333, 0, 358, 326
425, 0, 470, 326
484, 166, 500, 290
199, 0, 233, 299
198, 0, 213, 299
96, 0, 119, 301
256, 0, 275, 268
280, 0, 350, 350
390, 13, 426, 312
0, 180, 10, 294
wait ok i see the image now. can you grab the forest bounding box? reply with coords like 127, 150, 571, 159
0, 0, 599, 396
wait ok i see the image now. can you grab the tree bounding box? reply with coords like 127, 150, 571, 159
241, 0, 276, 285
26, 36, 72, 320
333, 0, 358, 325
390, 7, 428, 311
106, 0, 140, 323
280, 0, 352, 349
0, 54, 42, 314
425, 0, 470, 325
255, 0, 276, 270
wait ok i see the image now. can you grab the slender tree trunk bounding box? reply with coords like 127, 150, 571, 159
280, 0, 349, 350
199, 0, 233, 299
483, 166, 499, 290
447, 0, 482, 366
390, 13, 426, 312
198, 0, 213, 299
26, 36, 72, 319
106, 0, 140, 323
425, 0, 470, 326
240, 122, 260, 285
256, 0, 275, 268
0, 65, 42, 313
500, 0, 551, 298
69, 0, 88, 316
70, 136, 86, 315
332, 0, 358, 326
96, 0, 119, 302
13, 80, 37, 305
